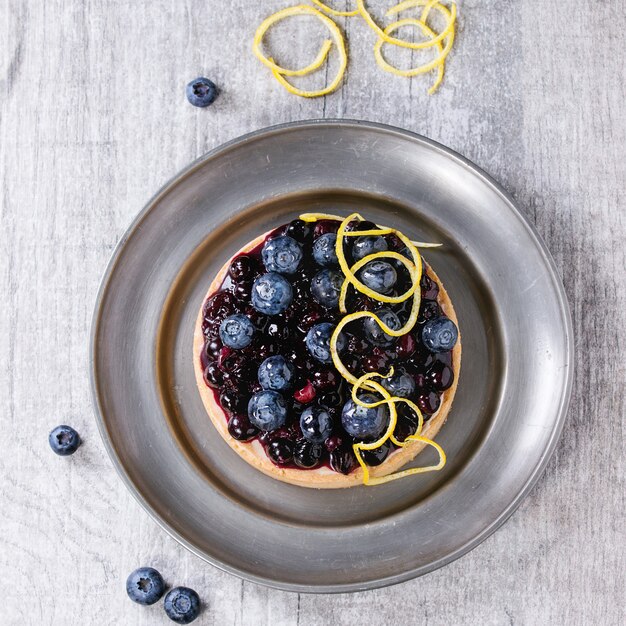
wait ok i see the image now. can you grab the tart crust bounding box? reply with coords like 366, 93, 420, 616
193, 232, 462, 488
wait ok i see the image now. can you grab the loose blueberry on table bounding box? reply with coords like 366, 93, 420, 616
199, 216, 459, 477
48, 424, 81, 456
185, 77, 219, 107
163, 586, 201, 624
126, 567, 165, 606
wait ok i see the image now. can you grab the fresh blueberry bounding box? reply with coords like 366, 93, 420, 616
310, 269, 343, 309
352, 235, 388, 261
293, 439, 324, 468
305, 322, 346, 364
48, 425, 81, 456
251, 272, 293, 315
258, 355, 295, 391
381, 369, 415, 398
363, 309, 401, 346
262, 235, 303, 275
163, 587, 200, 624
126, 567, 165, 606
219, 314, 255, 349
186, 77, 218, 107
341, 393, 389, 439
359, 260, 397, 294
300, 405, 333, 443
248, 390, 288, 431
312, 233, 338, 267
422, 316, 459, 353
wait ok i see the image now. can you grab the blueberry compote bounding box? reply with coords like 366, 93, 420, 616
200, 218, 456, 475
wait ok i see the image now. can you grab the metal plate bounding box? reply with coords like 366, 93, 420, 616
91, 120, 573, 593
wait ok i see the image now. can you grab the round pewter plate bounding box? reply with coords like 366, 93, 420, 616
91, 120, 573, 593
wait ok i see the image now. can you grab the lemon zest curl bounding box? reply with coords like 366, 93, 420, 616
300, 211, 447, 485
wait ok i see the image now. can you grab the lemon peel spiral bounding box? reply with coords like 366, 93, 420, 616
335, 214, 423, 306
338, 250, 421, 310
357, 0, 456, 50
374, 19, 445, 93
374, 1, 455, 94
253, 5, 347, 98
348, 370, 445, 486
299, 211, 447, 485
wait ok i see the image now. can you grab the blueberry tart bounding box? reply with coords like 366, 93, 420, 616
193, 213, 461, 487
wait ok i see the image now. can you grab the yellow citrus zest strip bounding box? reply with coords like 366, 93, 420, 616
299, 211, 447, 485
412, 240, 442, 248
253, 6, 334, 77
350, 372, 398, 446
300, 212, 344, 222
340, 250, 421, 309
349, 370, 424, 436
348, 373, 444, 486
253, 5, 347, 98
357, 0, 456, 50
264, 40, 332, 76
337, 251, 417, 313
335, 213, 423, 306
344, 281, 420, 338
359, 438, 446, 486
311, 0, 360, 17
298, 215, 442, 248
348, 369, 425, 445
342, 227, 395, 236
374, 18, 446, 94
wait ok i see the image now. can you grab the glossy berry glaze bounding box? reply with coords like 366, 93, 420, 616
199, 218, 456, 475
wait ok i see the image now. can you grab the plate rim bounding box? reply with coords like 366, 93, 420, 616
90, 119, 574, 593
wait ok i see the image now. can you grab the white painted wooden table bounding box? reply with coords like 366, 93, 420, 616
1, 1, 624, 624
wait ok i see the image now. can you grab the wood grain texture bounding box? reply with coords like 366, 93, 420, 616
0, 0, 624, 624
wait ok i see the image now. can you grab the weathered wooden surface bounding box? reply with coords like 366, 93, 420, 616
1, 0, 624, 624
